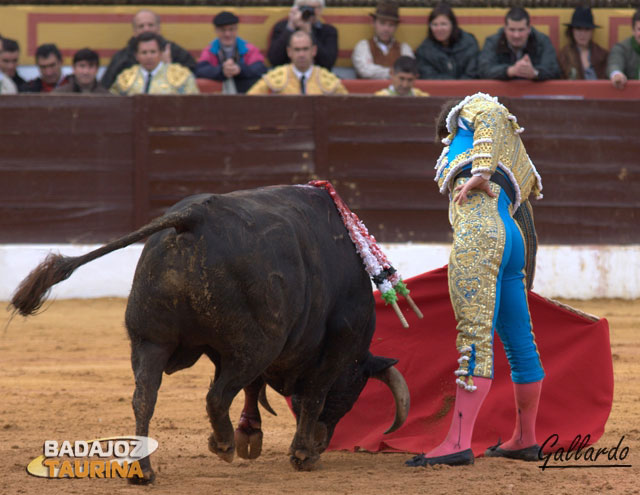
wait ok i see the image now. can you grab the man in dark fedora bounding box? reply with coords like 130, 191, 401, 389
558, 6, 608, 79
352, 0, 414, 79
195, 11, 267, 94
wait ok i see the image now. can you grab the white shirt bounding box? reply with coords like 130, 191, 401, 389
291, 65, 314, 82
145, 62, 164, 81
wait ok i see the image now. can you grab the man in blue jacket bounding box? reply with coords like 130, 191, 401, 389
195, 11, 267, 94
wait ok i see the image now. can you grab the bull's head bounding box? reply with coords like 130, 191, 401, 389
292, 354, 410, 452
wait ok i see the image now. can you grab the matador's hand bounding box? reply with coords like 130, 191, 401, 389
453, 175, 497, 205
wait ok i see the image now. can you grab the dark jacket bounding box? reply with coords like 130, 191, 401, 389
478, 27, 561, 81
100, 36, 196, 89
52, 75, 111, 94
267, 19, 338, 70
416, 30, 479, 80
23, 75, 71, 93
558, 41, 608, 79
12, 73, 27, 92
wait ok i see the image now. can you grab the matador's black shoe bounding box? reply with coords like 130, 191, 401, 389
405, 449, 474, 467
484, 440, 542, 461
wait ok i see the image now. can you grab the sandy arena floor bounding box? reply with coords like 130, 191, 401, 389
0, 297, 638, 494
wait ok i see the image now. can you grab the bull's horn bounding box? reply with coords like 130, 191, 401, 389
372, 366, 410, 434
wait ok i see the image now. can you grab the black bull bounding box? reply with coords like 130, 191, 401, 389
11, 185, 410, 483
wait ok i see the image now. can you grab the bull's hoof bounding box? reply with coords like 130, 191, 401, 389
235, 428, 263, 460
289, 449, 319, 471
208, 433, 235, 463
127, 467, 155, 484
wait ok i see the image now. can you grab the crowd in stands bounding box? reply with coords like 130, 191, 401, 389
0, 1, 639, 96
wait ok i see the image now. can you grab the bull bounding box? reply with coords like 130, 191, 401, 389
11, 184, 410, 483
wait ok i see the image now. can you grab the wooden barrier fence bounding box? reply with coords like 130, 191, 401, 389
0, 94, 638, 244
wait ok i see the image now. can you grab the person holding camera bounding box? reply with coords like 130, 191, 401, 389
267, 0, 338, 70
249, 30, 346, 95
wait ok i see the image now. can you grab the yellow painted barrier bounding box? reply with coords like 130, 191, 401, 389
0, 6, 635, 68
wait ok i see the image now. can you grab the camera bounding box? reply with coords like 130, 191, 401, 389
300, 5, 315, 21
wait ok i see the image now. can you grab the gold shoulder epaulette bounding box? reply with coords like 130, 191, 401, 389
374, 88, 391, 96
263, 65, 289, 93
316, 67, 340, 94
413, 88, 430, 97
166, 64, 190, 87
116, 66, 138, 92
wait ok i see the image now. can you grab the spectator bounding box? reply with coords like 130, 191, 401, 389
375, 55, 428, 96
195, 11, 267, 94
352, 1, 413, 80
477, 7, 560, 81
558, 7, 608, 80
110, 32, 199, 95
415, 3, 479, 79
248, 30, 346, 95
54, 48, 110, 94
0, 38, 27, 91
101, 9, 196, 89
23, 44, 69, 93
0, 69, 17, 94
607, 9, 640, 89
267, 0, 338, 70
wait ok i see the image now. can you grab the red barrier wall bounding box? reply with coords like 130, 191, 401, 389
197, 79, 640, 99
0, 95, 638, 245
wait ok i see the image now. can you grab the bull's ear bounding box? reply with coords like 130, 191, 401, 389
365, 355, 399, 377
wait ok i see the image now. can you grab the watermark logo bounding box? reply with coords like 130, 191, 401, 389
539, 434, 632, 471
27, 436, 158, 479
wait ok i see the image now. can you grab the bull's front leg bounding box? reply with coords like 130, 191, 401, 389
288, 394, 328, 471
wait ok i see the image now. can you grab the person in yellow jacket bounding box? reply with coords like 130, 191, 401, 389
248, 30, 347, 95
110, 32, 199, 95
375, 56, 429, 97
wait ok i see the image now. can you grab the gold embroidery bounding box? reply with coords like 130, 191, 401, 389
166, 64, 190, 87
263, 66, 289, 93
436, 95, 543, 210
448, 180, 505, 379
115, 67, 138, 92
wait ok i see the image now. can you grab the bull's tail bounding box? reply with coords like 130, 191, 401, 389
11, 204, 201, 317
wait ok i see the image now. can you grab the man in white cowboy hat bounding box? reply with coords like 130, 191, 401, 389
352, 0, 414, 79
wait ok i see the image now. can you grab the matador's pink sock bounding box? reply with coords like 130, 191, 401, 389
426, 377, 492, 458
500, 380, 543, 450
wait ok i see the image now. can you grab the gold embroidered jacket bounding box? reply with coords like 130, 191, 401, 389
247, 64, 348, 95
110, 63, 199, 95
434, 93, 543, 210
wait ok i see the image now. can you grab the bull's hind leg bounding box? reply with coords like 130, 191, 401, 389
205, 352, 274, 464
235, 377, 264, 460
128, 339, 173, 484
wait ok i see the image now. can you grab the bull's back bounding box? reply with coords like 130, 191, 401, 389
125, 186, 371, 347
